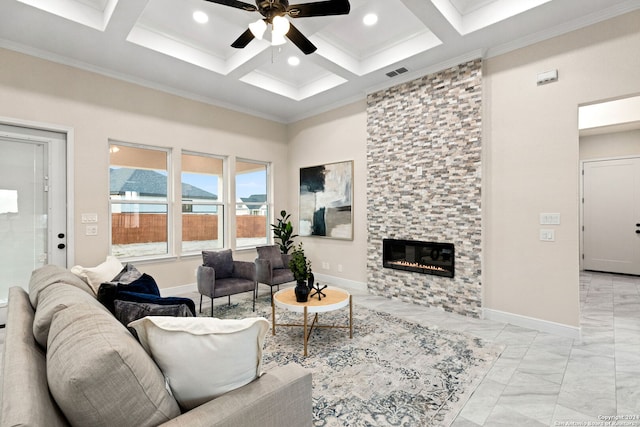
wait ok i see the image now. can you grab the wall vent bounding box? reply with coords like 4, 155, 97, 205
386, 67, 409, 78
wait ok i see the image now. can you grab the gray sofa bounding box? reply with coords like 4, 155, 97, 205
0, 265, 312, 427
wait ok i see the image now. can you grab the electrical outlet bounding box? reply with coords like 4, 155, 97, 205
540, 229, 555, 241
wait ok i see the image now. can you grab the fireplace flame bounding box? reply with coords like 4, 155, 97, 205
387, 260, 448, 273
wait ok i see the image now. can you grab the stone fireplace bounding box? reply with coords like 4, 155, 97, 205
366, 59, 482, 317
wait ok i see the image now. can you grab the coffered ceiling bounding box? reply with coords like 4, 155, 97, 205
1, 0, 639, 122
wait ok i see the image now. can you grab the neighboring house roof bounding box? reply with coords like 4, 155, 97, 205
110, 168, 217, 200
240, 194, 266, 204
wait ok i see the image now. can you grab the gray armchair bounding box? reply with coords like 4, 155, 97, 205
255, 245, 295, 300
197, 249, 256, 315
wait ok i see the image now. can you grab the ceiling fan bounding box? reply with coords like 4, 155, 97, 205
203, 0, 351, 55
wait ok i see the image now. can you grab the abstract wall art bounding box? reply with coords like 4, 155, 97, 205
299, 160, 353, 240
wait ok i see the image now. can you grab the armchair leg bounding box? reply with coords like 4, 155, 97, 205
228, 295, 231, 306
210, 297, 214, 317
199, 295, 203, 314
252, 283, 256, 312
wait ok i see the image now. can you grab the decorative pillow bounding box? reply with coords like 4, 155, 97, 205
257, 245, 284, 269
112, 263, 143, 284
97, 273, 162, 313
70, 256, 123, 294
202, 249, 234, 279
129, 316, 269, 410
47, 305, 181, 427
114, 300, 193, 331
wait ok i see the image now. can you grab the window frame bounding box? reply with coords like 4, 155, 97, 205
234, 158, 271, 250
108, 141, 173, 262
180, 150, 227, 256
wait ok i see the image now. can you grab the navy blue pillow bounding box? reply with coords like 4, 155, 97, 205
97, 273, 161, 313
120, 273, 160, 296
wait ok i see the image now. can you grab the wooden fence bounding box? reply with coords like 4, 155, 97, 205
111, 213, 266, 244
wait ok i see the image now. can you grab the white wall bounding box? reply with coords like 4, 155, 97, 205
286, 101, 368, 286
483, 10, 640, 327
0, 47, 288, 289
580, 129, 640, 160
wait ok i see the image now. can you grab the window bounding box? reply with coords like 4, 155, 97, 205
181, 152, 225, 254
109, 143, 170, 258
235, 160, 269, 248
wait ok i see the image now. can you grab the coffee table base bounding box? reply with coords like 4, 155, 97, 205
271, 295, 353, 356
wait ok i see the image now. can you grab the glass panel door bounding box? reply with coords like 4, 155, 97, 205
0, 137, 47, 298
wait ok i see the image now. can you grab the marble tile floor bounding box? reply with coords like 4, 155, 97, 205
354, 271, 640, 427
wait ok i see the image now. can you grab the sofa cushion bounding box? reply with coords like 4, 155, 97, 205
256, 245, 285, 269
29, 264, 94, 307
130, 316, 269, 411
114, 300, 193, 331
0, 287, 69, 427
47, 304, 181, 427
33, 282, 109, 349
202, 249, 234, 279
70, 256, 123, 294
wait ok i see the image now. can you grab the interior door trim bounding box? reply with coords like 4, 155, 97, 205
0, 116, 75, 266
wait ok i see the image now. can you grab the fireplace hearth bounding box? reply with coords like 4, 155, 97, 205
383, 239, 454, 278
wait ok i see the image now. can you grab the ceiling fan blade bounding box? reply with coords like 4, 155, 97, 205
202, 0, 257, 12
231, 28, 255, 48
286, 22, 317, 55
287, 0, 350, 18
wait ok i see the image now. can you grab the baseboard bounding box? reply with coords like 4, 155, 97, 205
160, 282, 197, 297
0, 298, 8, 327
312, 273, 368, 293
482, 308, 581, 340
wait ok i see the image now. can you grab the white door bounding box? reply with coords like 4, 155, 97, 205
583, 157, 640, 275
0, 124, 67, 300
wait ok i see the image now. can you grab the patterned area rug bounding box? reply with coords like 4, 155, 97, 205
203, 294, 502, 427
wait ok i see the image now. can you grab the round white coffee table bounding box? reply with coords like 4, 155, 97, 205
271, 286, 353, 356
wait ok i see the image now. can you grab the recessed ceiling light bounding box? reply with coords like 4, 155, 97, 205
288, 56, 300, 66
363, 13, 378, 26
193, 11, 209, 24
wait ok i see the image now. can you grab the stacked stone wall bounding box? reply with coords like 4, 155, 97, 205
366, 59, 482, 317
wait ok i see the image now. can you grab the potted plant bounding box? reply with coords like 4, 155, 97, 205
271, 210, 298, 254
289, 243, 311, 302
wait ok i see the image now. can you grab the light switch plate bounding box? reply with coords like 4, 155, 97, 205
81, 213, 98, 223
540, 213, 560, 225
86, 225, 98, 236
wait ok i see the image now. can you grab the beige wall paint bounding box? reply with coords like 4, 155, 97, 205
483, 10, 640, 327
286, 101, 368, 284
580, 129, 640, 160
0, 48, 288, 289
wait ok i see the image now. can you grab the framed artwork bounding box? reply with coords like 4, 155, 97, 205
299, 160, 353, 240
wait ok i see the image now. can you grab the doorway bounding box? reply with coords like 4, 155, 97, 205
0, 123, 68, 301
579, 95, 640, 276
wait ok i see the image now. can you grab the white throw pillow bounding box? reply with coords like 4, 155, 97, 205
129, 316, 269, 410
70, 256, 123, 294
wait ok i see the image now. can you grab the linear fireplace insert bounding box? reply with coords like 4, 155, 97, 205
383, 239, 455, 278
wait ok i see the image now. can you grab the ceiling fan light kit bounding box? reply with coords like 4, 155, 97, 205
204, 0, 351, 55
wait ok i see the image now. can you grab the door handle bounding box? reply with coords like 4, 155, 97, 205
636, 230, 640, 234
57, 243, 66, 249
58, 233, 65, 239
